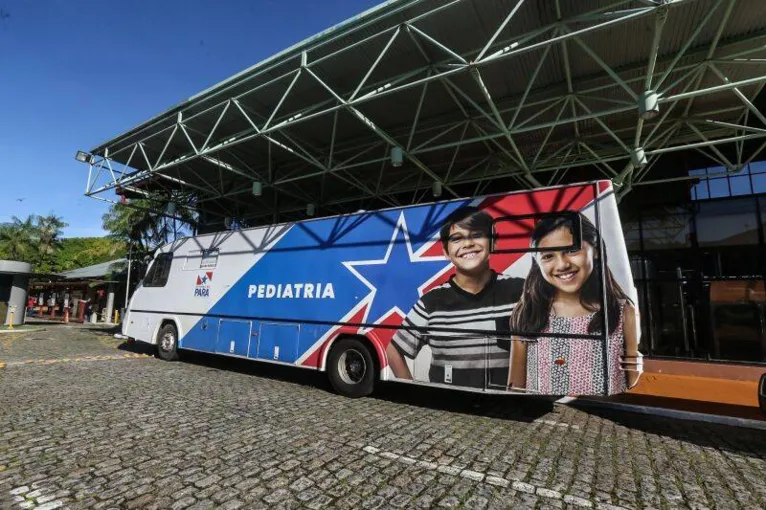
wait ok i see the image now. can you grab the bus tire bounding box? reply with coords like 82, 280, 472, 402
157, 323, 180, 362
327, 337, 375, 398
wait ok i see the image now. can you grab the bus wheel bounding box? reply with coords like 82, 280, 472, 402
157, 323, 180, 361
327, 338, 375, 398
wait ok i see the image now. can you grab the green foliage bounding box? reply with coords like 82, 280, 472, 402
53, 238, 127, 272
101, 199, 195, 258
0, 214, 68, 270
0, 214, 124, 273
0, 197, 194, 273
35, 215, 68, 272
0, 215, 36, 262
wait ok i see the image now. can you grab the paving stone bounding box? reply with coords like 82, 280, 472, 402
171, 496, 197, 510
211, 488, 240, 504
126, 494, 155, 509
194, 474, 221, 488
0, 326, 764, 510
218, 500, 245, 510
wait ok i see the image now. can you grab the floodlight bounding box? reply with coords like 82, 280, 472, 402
390, 147, 403, 167
75, 151, 92, 164
638, 90, 659, 120
307, 203, 315, 217
631, 147, 647, 168
252, 181, 262, 196
433, 181, 443, 198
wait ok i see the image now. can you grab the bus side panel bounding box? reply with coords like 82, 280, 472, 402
129, 180, 640, 396
179, 199, 474, 368
127, 223, 294, 348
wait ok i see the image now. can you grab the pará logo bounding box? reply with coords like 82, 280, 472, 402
194, 271, 213, 297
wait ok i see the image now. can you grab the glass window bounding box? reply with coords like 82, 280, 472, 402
692, 181, 709, 200
708, 178, 730, 198
749, 160, 766, 174
760, 196, 766, 240
730, 175, 752, 196
622, 221, 641, 251
144, 253, 174, 287
689, 168, 709, 200
696, 198, 758, 247
753, 173, 766, 194
710, 280, 766, 362
640, 207, 693, 250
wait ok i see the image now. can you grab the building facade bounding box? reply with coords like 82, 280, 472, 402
622, 160, 766, 366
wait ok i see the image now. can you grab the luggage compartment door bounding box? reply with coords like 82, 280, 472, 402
216, 319, 251, 357
256, 322, 300, 363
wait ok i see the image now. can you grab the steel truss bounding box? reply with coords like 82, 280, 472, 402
83, 0, 766, 224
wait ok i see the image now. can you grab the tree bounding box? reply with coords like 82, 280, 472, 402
35, 214, 68, 271
0, 215, 36, 262
53, 238, 126, 272
102, 197, 196, 256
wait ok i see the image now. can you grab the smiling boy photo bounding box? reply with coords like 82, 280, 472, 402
386, 206, 525, 389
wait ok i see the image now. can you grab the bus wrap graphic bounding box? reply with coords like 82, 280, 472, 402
132, 181, 640, 397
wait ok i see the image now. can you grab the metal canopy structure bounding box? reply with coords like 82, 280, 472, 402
82, 0, 766, 228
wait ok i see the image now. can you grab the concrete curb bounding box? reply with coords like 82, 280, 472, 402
559, 396, 766, 431
0, 328, 47, 335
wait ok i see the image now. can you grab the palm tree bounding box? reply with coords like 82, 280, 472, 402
0, 215, 36, 262
102, 195, 196, 255
36, 214, 68, 266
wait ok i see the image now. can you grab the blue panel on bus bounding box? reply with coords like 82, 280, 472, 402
216, 320, 250, 357
256, 322, 300, 363
181, 317, 216, 351
183, 200, 471, 363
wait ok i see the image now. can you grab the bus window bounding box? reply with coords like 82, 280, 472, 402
492, 211, 582, 254
143, 253, 174, 288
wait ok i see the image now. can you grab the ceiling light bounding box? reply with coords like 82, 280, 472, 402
638, 90, 659, 120
390, 147, 403, 167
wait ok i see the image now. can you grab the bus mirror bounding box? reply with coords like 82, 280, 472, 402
759, 373, 766, 416
491, 211, 582, 254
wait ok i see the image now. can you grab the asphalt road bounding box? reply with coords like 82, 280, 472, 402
1, 325, 765, 509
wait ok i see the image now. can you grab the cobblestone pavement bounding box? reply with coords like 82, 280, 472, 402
1, 327, 765, 510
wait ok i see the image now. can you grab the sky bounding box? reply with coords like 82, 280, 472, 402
0, 0, 381, 238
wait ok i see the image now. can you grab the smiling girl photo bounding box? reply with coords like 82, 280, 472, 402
508, 212, 642, 395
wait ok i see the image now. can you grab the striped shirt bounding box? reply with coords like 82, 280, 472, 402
391, 272, 525, 389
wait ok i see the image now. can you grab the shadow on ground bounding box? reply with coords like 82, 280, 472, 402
109, 343, 766, 455
139, 348, 555, 423
116, 340, 158, 356
568, 400, 766, 460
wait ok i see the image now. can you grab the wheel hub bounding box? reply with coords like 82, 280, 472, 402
338, 349, 367, 385
161, 332, 175, 351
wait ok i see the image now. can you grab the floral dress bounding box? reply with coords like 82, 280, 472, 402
525, 305, 628, 396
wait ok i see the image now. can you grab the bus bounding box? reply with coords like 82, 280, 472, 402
122, 180, 642, 398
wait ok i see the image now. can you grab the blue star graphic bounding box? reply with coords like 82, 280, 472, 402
200, 275, 208, 284
344, 214, 450, 325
